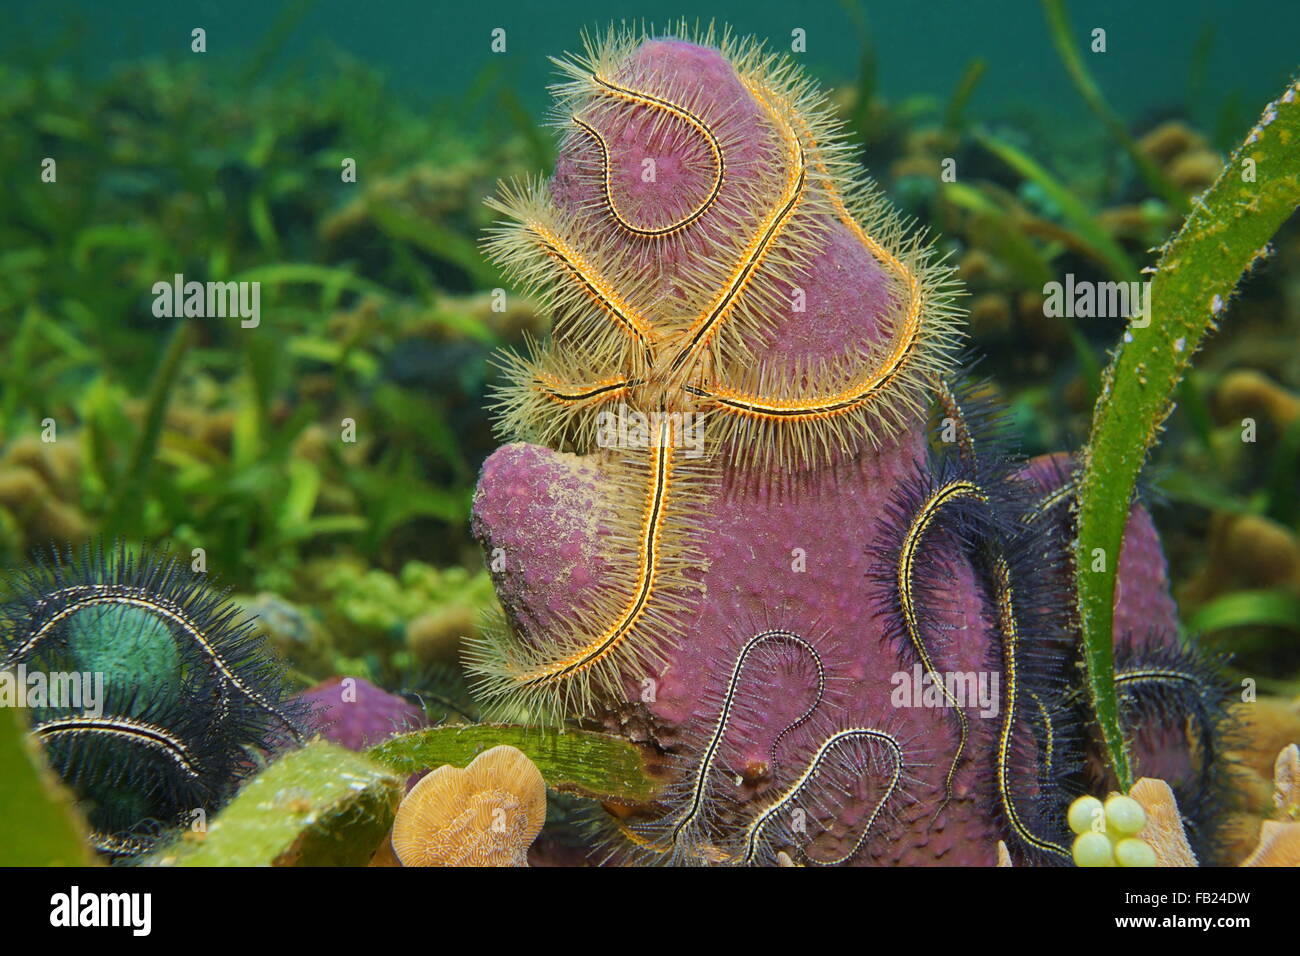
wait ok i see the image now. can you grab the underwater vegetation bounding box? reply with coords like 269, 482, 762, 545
2, 3, 1299, 868
0, 37, 539, 602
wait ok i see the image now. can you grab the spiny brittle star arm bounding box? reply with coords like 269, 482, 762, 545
665, 80, 808, 376
668, 629, 825, 850
573, 71, 724, 237
9, 585, 302, 740
898, 479, 985, 816
534, 373, 642, 405
739, 727, 903, 866
686, 89, 929, 424
523, 219, 656, 357
990, 554, 1072, 861
514, 429, 674, 690
34, 715, 203, 778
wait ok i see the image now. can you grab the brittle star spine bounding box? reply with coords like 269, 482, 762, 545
8, 585, 301, 740
898, 479, 984, 813
668, 629, 825, 848
573, 73, 724, 237
739, 727, 903, 866
516, 428, 674, 688
990, 555, 1072, 861
34, 715, 203, 778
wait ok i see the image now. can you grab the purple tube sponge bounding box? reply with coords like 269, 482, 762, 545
298, 676, 427, 751
467, 26, 1228, 865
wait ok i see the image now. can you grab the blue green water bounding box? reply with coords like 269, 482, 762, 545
5, 0, 1298, 135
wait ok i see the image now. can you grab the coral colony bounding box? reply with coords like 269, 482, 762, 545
468, 25, 1231, 865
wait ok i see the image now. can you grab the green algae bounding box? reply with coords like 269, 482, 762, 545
1075, 78, 1300, 788
369, 724, 664, 805
149, 741, 402, 867
0, 709, 95, 866
1188, 590, 1300, 636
